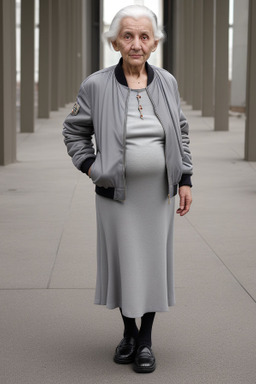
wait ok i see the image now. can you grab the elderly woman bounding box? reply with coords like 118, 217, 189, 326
63, 5, 192, 374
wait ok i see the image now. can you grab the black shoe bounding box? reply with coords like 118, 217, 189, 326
133, 345, 156, 373
114, 337, 137, 364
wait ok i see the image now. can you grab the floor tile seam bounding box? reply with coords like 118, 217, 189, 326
183, 216, 256, 304
228, 144, 247, 161
248, 162, 256, 173
9, 159, 70, 164
46, 180, 81, 289
0, 287, 95, 291
194, 119, 214, 131
0, 219, 71, 224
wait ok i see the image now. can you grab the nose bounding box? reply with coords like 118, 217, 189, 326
131, 36, 141, 51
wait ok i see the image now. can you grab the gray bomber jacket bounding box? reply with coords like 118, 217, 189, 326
63, 59, 193, 201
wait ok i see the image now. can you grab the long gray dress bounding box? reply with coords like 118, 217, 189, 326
94, 89, 175, 318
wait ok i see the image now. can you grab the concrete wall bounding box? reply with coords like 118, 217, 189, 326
0, 0, 16, 165
231, 0, 249, 110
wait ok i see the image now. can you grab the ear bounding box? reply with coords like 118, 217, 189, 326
112, 41, 119, 52
151, 40, 159, 52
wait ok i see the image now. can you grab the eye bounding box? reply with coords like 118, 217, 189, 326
124, 33, 131, 40
141, 35, 149, 40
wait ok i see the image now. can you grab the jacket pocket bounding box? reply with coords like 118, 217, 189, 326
89, 151, 100, 182
89, 151, 115, 188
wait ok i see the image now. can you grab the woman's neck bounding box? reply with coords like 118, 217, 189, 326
123, 61, 146, 77
123, 62, 148, 89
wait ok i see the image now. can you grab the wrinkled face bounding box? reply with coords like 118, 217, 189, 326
112, 17, 158, 68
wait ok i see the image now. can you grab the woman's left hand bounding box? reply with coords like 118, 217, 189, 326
176, 186, 192, 216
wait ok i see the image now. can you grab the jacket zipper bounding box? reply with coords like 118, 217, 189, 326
146, 88, 172, 202
122, 89, 131, 201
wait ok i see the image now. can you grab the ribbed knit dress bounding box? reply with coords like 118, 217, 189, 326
94, 88, 175, 318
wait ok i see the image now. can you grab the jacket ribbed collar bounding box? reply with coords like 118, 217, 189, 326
114, 58, 154, 87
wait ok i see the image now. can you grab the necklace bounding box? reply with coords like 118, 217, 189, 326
136, 93, 143, 119
128, 74, 147, 86
130, 79, 142, 84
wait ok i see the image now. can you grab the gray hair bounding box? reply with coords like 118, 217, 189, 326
103, 5, 165, 45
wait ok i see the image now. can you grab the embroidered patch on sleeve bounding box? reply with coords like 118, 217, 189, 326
71, 102, 80, 116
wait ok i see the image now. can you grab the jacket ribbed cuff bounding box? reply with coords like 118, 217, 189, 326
80, 158, 95, 175
179, 174, 192, 188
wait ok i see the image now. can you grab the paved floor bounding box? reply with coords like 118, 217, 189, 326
1, 104, 256, 384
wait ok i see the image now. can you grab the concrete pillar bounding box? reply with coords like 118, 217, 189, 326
176, 0, 185, 97
58, 0, 66, 107
38, 0, 52, 118
231, 0, 249, 111
183, 0, 189, 102
172, 0, 183, 83
70, 0, 76, 100
20, 0, 35, 132
0, 0, 16, 165
214, 0, 229, 131
91, 0, 100, 73
245, 0, 256, 161
65, 0, 72, 103
202, 0, 214, 116
171, 0, 178, 78
163, 0, 174, 74
76, 0, 82, 90
81, 0, 101, 77
192, 0, 203, 110
183, 0, 194, 105
51, 0, 59, 111
99, 0, 104, 69
82, 0, 92, 78
71, 0, 82, 99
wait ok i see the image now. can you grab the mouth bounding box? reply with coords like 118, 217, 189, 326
129, 54, 142, 59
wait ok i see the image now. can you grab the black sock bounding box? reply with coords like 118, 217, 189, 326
119, 308, 139, 339
137, 312, 156, 348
